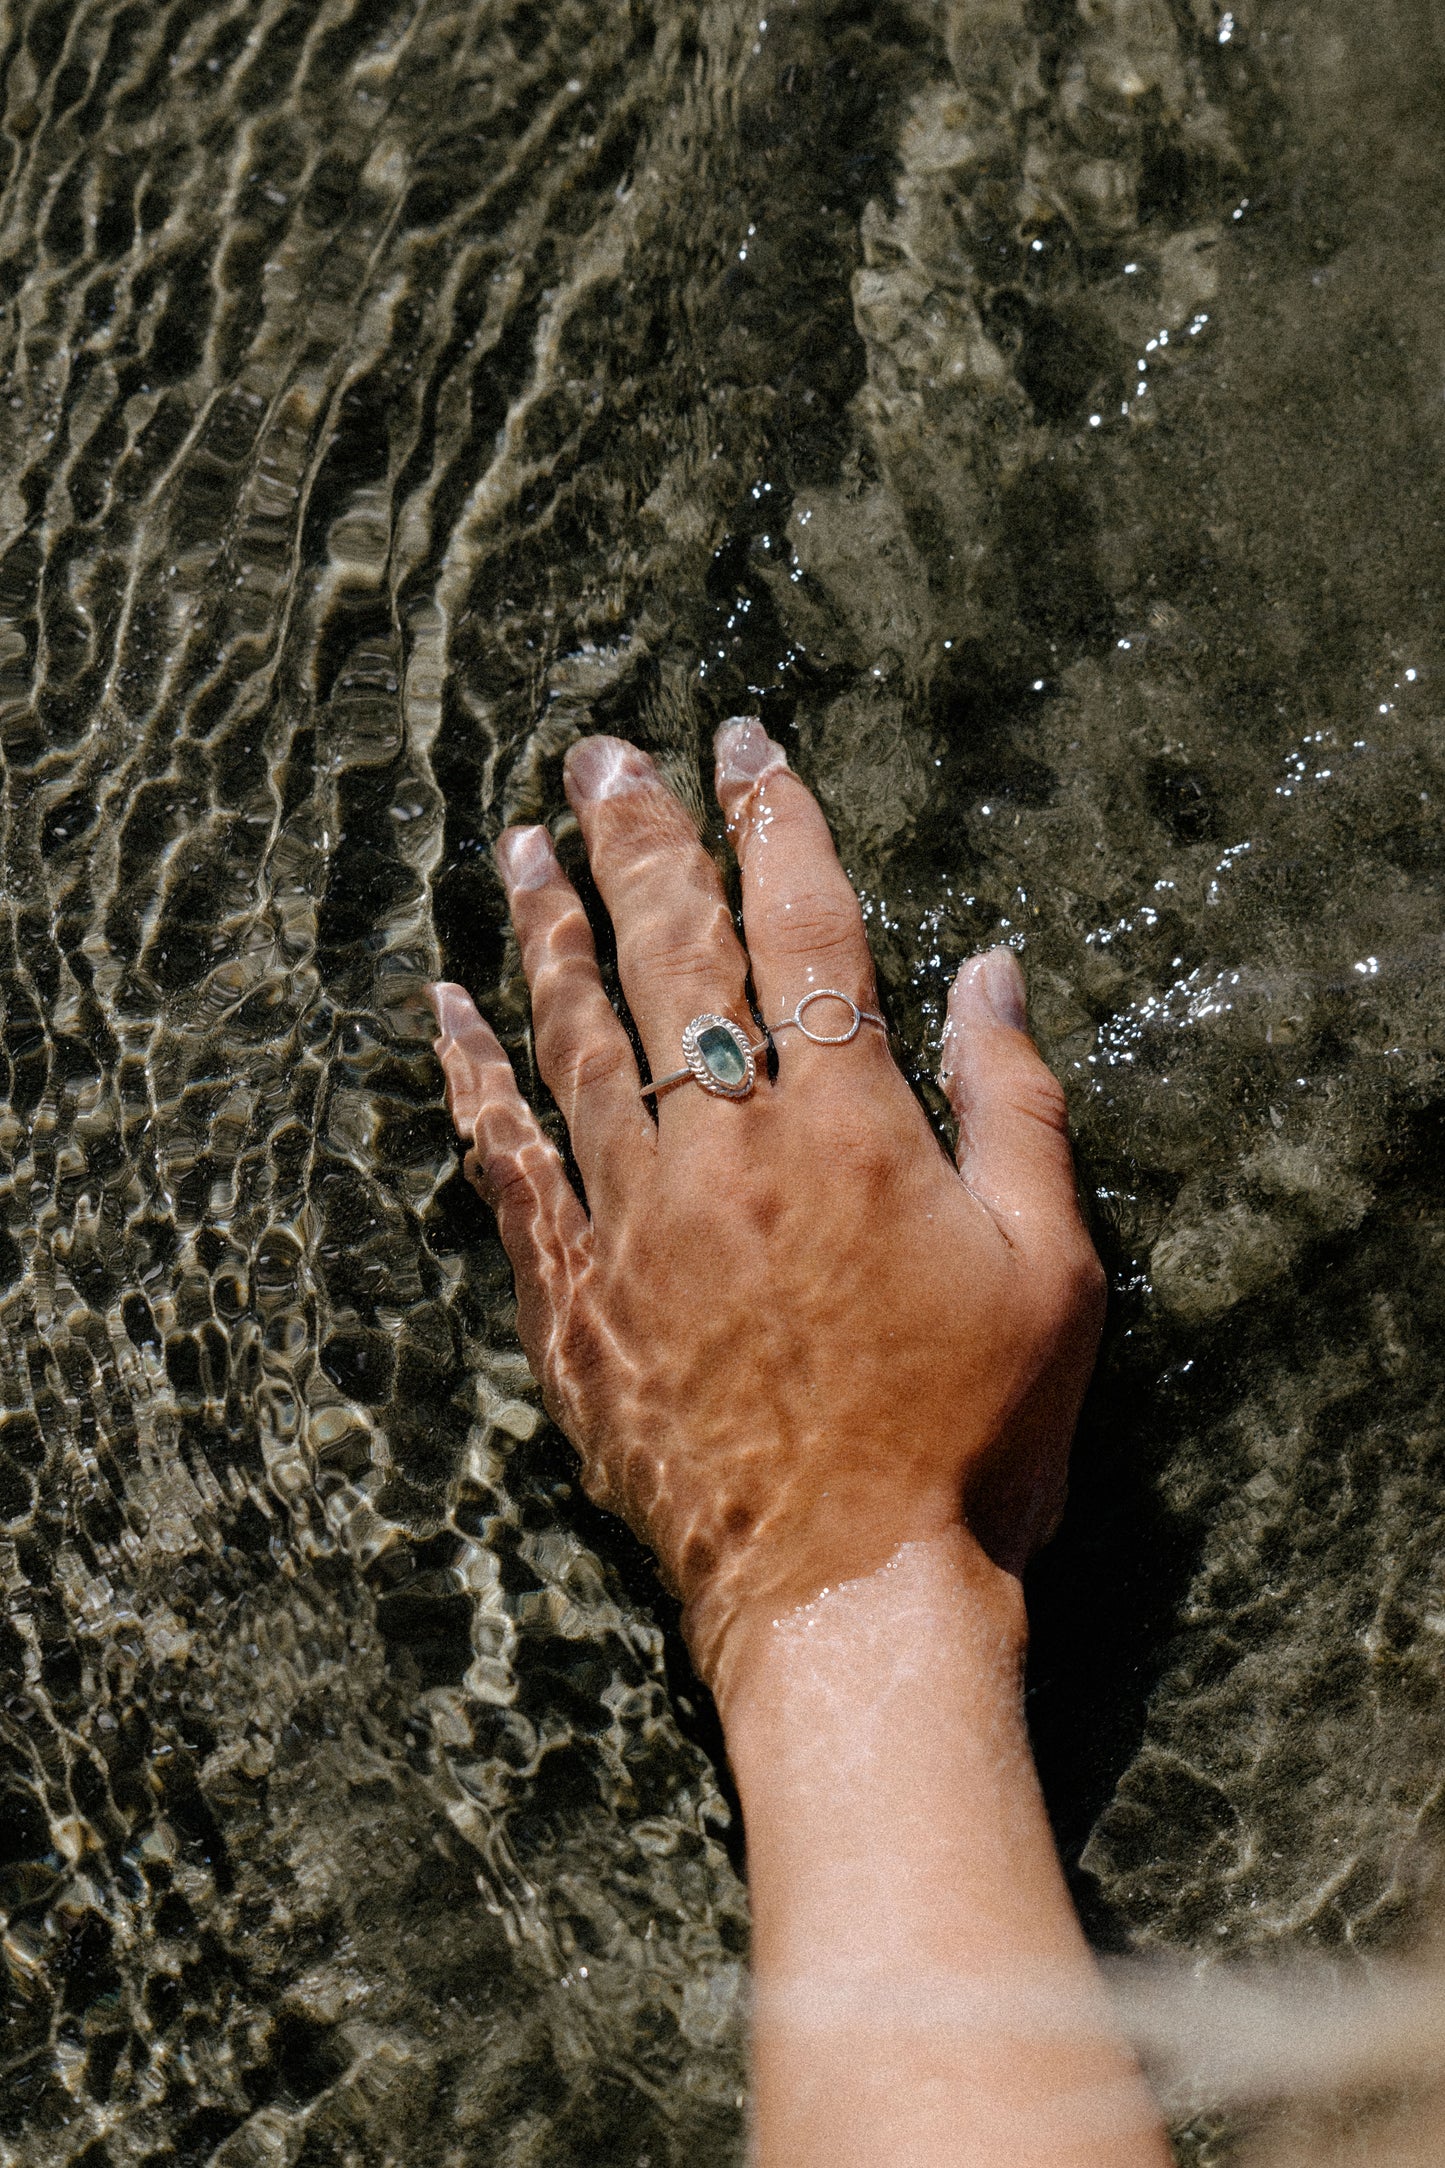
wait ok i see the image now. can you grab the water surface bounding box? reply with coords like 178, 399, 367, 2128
1, 1, 1443, 2161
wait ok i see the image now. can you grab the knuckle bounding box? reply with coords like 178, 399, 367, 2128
732, 1171, 789, 1239
1010, 1061, 1071, 1138
463, 1091, 530, 1165
619, 903, 737, 987
769, 892, 866, 963
1074, 1240, 1109, 1318
1041, 1233, 1107, 1330
526, 928, 595, 1002
624, 929, 702, 983
1067, 1240, 1108, 1319
466, 1133, 565, 1228
465, 1142, 531, 1213
809, 1102, 902, 1191
613, 781, 697, 851
554, 1036, 633, 1101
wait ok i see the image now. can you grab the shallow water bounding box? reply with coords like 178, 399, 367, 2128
1, 1, 1442, 2161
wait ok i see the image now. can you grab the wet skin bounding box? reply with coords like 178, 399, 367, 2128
431, 721, 1170, 2166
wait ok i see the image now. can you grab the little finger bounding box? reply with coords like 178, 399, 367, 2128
430, 980, 589, 1356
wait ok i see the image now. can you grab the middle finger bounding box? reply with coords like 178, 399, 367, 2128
563, 735, 754, 1087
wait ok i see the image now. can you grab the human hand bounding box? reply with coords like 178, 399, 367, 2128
430, 722, 1104, 1705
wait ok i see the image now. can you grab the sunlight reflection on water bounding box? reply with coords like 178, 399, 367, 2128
0, 0, 1442, 2160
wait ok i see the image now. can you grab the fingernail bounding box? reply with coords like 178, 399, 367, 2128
715, 715, 789, 788
495, 824, 556, 891
979, 945, 1028, 1031
564, 734, 651, 801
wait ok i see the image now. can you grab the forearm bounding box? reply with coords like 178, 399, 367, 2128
441, 728, 1142, 2155
723, 1528, 1172, 2168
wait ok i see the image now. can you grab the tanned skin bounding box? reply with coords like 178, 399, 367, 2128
431, 720, 1171, 2168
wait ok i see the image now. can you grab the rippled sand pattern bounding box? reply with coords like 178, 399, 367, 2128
0, 0, 1442, 2161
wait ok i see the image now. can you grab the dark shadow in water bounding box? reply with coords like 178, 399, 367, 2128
1032, 1079, 1445, 1948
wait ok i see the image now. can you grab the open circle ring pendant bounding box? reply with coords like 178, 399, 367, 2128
639, 990, 886, 1101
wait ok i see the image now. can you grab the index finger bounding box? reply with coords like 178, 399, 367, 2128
712, 716, 880, 1028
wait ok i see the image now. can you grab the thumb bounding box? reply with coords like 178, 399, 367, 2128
940, 948, 1089, 1258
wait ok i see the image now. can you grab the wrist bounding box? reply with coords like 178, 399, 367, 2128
721, 1525, 1068, 2001
705, 1523, 1027, 1740
713, 1534, 1166, 2165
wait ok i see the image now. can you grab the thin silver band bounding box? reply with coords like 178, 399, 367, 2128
643, 1062, 749, 1096
774, 988, 887, 1046
639, 990, 886, 1100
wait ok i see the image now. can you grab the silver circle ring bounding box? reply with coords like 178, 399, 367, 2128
785, 989, 884, 1045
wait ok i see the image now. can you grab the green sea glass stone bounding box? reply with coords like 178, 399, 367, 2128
695, 1024, 747, 1087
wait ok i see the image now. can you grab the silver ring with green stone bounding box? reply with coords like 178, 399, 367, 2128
640, 1014, 765, 1100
